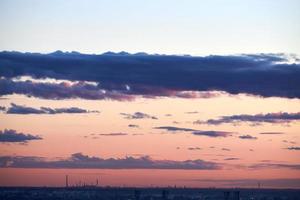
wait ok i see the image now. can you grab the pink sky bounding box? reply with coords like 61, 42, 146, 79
1, 93, 299, 188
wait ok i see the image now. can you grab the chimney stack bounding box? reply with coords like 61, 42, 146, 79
65, 175, 69, 188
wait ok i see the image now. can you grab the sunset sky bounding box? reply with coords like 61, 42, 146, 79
0, 0, 300, 188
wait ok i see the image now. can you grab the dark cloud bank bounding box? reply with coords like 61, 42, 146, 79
0, 129, 42, 143
0, 51, 299, 100
0, 153, 220, 170
1, 153, 299, 171
4, 103, 99, 114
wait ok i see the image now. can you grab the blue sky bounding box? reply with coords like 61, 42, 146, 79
0, 0, 299, 55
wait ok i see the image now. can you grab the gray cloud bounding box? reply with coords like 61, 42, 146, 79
0, 106, 5, 111
6, 103, 99, 114
120, 112, 158, 120
239, 135, 257, 140
0, 153, 220, 170
0, 129, 42, 143
154, 126, 233, 137
195, 112, 300, 125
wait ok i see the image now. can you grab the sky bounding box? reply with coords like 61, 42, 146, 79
0, 0, 300, 55
0, 0, 300, 188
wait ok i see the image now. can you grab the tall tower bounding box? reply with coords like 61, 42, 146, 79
66, 175, 69, 188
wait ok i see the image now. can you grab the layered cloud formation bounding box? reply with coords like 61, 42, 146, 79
0, 129, 42, 143
0, 153, 220, 170
1, 51, 299, 100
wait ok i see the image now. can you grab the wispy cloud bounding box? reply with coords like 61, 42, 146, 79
259, 132, 285, 135
0, 129, 42, 143
248, 163, 300, 170
195, 112, 300, 125
0, 153, 220, 170
185, 111, 199, 114
221, 148, 231, 151
98, 133, 128, 136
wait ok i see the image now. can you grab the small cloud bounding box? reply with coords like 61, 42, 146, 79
128, 124, 139, 128
221, 148, 231, 151
98, 133, 128, 136
120, 112, 158, 120
0, 129, 42, 143
132, 133, 144, 136
0, 106, 6, 111
286, 147, 300, 151
188, 147, 202, 151
283, 140, 297, 144
192, 131, 232, 137
185, 111, 199, 114
259, 132, 285, 135
224, 158, 240, 161
239, 135, 257, 140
